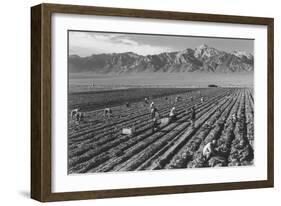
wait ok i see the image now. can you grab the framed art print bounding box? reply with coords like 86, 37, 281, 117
31, 3, 274, 202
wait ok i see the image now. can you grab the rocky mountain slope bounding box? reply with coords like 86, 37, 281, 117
69, 44, 254, 74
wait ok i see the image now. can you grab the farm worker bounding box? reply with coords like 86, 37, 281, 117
190, 96, 193, 102
125, 102, 130, 108
76, 112, 84, 123
80, 112, 84, 121
190, 106, 196, 127
169, 107, 176, 122
151, 108, 160, 132
71, 108, 79, 119
175, 95, 181, 102
200, 97, 204, 103
150, 102, 155, 110
76, 112, 80, 122
144, 97, 149, 104
104, 108, 112, 120
231, 114, 237, 123
150, 107, 157, 119
203, 140, 217, 160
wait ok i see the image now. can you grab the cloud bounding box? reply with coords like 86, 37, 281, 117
69, 31, 173, 57
116, 38, 139, 46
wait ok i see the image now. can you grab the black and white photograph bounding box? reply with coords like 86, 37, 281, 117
67, 30, 254, 174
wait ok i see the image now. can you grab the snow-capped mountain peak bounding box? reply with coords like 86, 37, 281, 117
69, 45, 254, 74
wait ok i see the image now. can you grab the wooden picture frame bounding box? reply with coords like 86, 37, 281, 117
31, 3, 274, 202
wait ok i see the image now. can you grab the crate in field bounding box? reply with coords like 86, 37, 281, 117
122, 127, 135, 135
160, 117, 170, 127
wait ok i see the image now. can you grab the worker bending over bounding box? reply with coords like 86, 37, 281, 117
203, 140, 217, 161
151, 108, 160, 132
189, 106, 196, 127
169, 107, 176, 122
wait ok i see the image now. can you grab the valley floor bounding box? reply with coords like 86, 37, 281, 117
69, 72, 253, 93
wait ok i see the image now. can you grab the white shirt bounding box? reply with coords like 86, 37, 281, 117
169, 109, 175, 117
203, 142, 213, 156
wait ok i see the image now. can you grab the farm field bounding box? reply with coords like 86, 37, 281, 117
69, 87, 200, 112
68, 87, 254, 174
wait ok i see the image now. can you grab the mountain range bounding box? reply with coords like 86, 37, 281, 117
69, 44, 254, 74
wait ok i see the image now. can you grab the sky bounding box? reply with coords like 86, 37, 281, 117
69, 30, 254, 57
